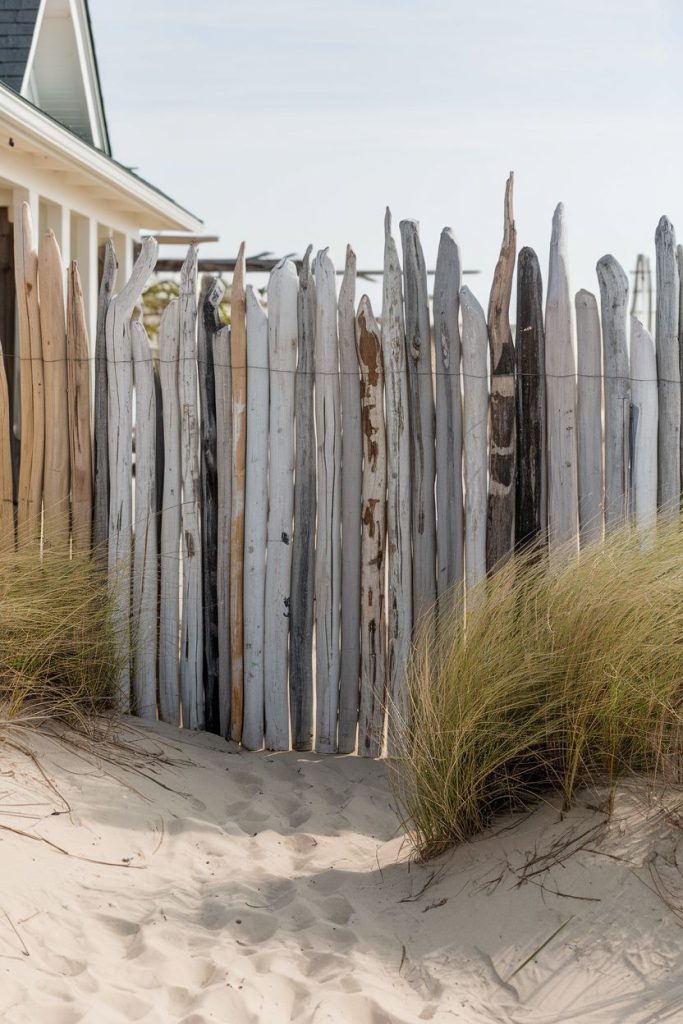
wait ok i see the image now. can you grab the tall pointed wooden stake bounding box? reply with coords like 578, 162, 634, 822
93, 240, 117, 558
515, 248, 546, 548
654, 216, 680, 515
0, 344, 13, 547
230, 243, 247, 743
597, 255, 630, 531
460, 287, 489, 600
630, 316, 658, 535
212, 303, 232, 739
159, 298, 181, 725
575, 289, 603, 545
66, 262, 92, 552
40, 230, 69, 551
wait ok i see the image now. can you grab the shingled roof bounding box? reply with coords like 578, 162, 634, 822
0, 0, 41, 93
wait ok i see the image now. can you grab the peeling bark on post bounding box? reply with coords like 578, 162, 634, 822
264, 259, 298, 751
515, 248, 546, 548
654, 216, 680, 515
213, 321, 232, 739
545, 204, 578, 563
381, 210, 412, 752
159, 298, 181, 725
0, 347, 13, 547
486, 173, 517, 571
460, 287, 489, 600
230, 244, 247, 743
179, 246, 203, 730
39, 230, 69, 551
14, 201, 43, 548
314, 249, 342, 754
434, 227, 463, 602
131, 314, 157, 719
597, 255, 630, 531
197, 275, 221, 734
290, 246, 316, 751
106, 235, 158, 709
575, 289, 603, 545
630, 316, 658, 535
66, 262, 92, 552
400, 219, 436, 625
93, 240, 117, 557
242, 288, 268, 750
338, 244, 361, 753
356, 296, 386, 758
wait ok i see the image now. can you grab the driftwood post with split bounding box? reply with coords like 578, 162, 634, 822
158, 298, 181, 725
382, 210, 412, 749
179, 246, 203, 730
93, 240, 117, 556
433, 227, 463, 601
400, 220, 436, 625
654, 216, 680, 515
197, 275, 220, 733
242, 287, 268, 750
66, 262, 92, 551
264, 259, 298, 751
545, 204, 578, 562
486, 173, 517, 571
14, 201, 43, 548
630, 316, 658, 534
230, 244, 247, 743
356, 296, 386, 758
106, 235, 158, 709
290, 247, 316, 751
515, 247, 546, 547
460, 287, 488, 599
597, 255, 630, 531
314, 249, 342, 754
575, 289, 603, 545
131, 314, 157, 719
212, 311, 232, 739
338, 244, 361, 753
39, 230, 69, 551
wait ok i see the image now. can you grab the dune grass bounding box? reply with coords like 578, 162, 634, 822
391, 522, 683, 860
0, 546, 124, 726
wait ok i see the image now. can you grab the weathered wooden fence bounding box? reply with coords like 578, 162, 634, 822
4, 185, 681, 754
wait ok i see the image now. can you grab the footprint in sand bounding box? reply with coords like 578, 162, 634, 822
320, 894, 353, 925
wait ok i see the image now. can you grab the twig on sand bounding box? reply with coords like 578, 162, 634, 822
1, 908, 29, 957
0, 822, 143, 869
508, 916, 573, 980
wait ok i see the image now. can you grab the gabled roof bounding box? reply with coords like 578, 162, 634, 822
0, 1, 41, 93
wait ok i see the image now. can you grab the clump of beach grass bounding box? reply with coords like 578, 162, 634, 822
392, 521, 683, 860
0, 546, 124, 727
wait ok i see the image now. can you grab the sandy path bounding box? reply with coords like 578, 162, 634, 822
0, 719, 681, 1023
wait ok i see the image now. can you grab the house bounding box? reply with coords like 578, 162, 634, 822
0, 0, 201, 348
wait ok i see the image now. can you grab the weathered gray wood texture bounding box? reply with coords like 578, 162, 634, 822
630, 316, 658, 534
230, 244, 247, 744
93, 240, 117, 556
597, 255, 630, 531
515, 247, 546, 547
575, 289, 603, 545
654, 216, 680, 515
460, 287, 489, 598
213, 321, 232, 739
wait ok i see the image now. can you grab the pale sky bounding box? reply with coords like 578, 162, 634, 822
89, 0, 683, 313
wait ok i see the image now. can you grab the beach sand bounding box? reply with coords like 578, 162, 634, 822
0, 718, 681, 1023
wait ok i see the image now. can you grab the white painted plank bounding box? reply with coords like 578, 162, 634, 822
264, 260, 298, 751
242, 287, 269, 750
596, 255, 630, 531
630, 316, 658, 535
459, 287, 489, 599
575, 289, 603, 545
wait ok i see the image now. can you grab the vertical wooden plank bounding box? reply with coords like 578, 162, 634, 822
314, 249, 342, 754
290, 246, 316, 751
179, 246, 203, 730
106, 236, 158, 710
597, 255, 630, 531
434, 227, 463, 600
545, 203, 578, 563
400, 220, 436, 624
264, 259, 298, 751
515, 248, 547, 548
39, 230, 69, 551
356, 296, 386, 758
487, 174, 517, 571
630, 316, 658, 534
213, 321, 232, 738
0, 209, 17, 505
654, 216, 680, 514
460, 287, 489, 598
230, 243, 247, 743
93, 240, 117, 557
131, 314, 157, 719
197, 275, 221, 734
66, 262, 92, 552
0, 347, 12, 547
678, 244, 683, 470
381, 209, 412, 752
14, 201, 44, 548
242, 287, 268, 750
158, 298, 181, 725
575, 289, 603, 545
338, 243, 361, 753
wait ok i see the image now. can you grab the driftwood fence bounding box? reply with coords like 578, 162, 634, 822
5, 182, 683, 754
